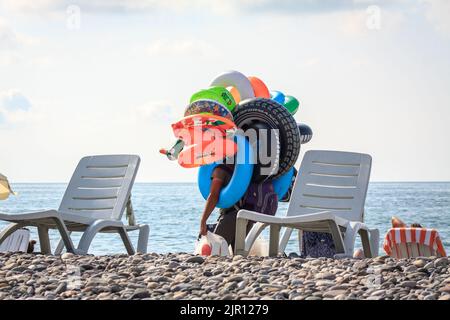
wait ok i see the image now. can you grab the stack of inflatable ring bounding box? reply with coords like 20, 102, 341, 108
197, 70, 302, 208
164, 70, 314, 208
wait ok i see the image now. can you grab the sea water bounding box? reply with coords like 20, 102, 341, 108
0, 182, 449, 255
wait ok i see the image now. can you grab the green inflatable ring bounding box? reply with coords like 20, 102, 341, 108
284, 95, 300, 115
190, 86, 236, 112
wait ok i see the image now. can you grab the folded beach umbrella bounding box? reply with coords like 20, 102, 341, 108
0, 173, 16, 200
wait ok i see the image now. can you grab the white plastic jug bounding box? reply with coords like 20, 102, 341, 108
194, 231, 230, 256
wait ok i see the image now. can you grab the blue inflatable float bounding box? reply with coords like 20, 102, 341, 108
198, 134, 294, 208
270, 90, 285, 105
198, 134, 254, 208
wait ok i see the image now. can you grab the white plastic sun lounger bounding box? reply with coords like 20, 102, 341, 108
0, 155, 149, 255
0, 228, 30, 253
235, 150, 379, 258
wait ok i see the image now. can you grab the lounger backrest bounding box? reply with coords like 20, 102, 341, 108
287, 150, 372, 222
0, 229, 30, 253
383, 228, 446, 258
390, 243, 441, 258
58, 155, 140, 221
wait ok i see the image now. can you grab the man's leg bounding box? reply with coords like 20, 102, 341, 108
214, 211, 254, 249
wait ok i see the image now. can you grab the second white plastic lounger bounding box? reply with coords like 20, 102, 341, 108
0, 229, 30, 253
0, 155, 149, 255
235, 150, 379, 258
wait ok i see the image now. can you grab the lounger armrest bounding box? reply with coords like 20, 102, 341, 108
345, 221, 380, 258
237, 209, 351, 228
237, 210, 284, 224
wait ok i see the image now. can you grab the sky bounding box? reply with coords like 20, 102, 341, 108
0, 0, 450, 182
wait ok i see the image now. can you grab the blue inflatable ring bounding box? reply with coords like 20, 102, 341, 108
270, 90, 285, 105
273, 167, 295, 200
198, 134, 254, 208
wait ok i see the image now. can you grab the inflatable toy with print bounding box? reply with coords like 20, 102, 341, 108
160, 70, 314, 208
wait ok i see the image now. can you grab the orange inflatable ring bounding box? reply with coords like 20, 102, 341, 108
249, 76, 270, 99
230, 76, 270, 103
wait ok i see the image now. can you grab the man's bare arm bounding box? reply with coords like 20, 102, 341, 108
199, 167, 227, 236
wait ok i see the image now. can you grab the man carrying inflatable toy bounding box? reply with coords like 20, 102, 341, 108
160, 70, 304, 253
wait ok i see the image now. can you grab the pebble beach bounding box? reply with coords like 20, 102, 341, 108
0, 252, 449, 300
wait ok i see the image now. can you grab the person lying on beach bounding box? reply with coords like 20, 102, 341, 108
353, 217, 425, 259
392, 216, 424, 228
199, 163, 278, 250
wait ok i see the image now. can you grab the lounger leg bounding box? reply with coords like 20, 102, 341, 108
298, 229, 303, 254
328, 221, 346, 254
37, 226, 51, 254
234, 216, 249, 256
54, 231, 72, 255
359, 229, 373, 258
0, 223, 24, 245
77, 221, 136, 255
269, 224, 281, 257
119, 228, 135, 255
245, 222, 267, 252
136, 225, 149, 254
279, 227, 293, 254
76, 221, 103, 255
369, 229, 380, 257
51, 218, 77, 254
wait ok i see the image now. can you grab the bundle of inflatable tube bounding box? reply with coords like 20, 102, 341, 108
160, 70, 314, 208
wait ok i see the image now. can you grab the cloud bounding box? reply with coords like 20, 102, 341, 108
421, 0, 450, 35
0, 19, 20, 51
0, 18, 41, 66
0, 90, 32, 111
0, 18, 39, 49
0, 90, 33, 125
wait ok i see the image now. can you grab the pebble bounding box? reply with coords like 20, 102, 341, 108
314, 272, 335, 280
305, 296, 322, 300
173, 291, 187, 299
55, 282, 67, 294
434, 258, 449, 268
413, 259, 426, 268
226, 275, 244, 283
260, 284, 287, 291
316, 280, 335, 287
323, 290, 347, 298
424, 262, 435, 270
61, 253, 75, 260
370, 289, 386, 296
167, 261, 179, 269
130, 289, 150, 299
438, 285, 450, 293
185, 256, 205, 264
400, 281, 417, 289
291, 279, 304, 286
403, 265, 417, 273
